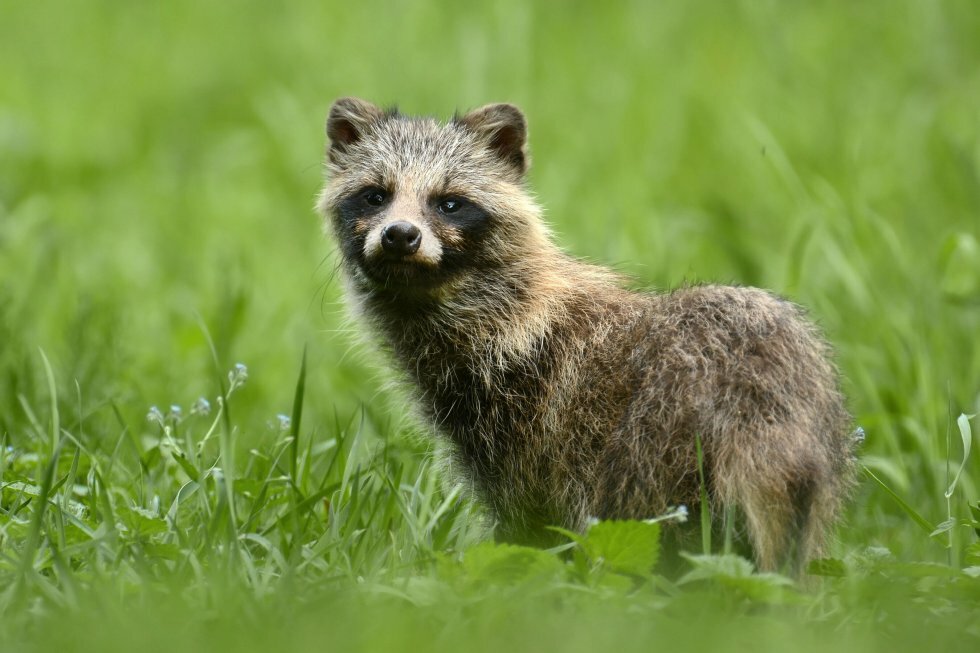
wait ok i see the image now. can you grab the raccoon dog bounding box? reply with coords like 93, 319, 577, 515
317, 97, 854, 574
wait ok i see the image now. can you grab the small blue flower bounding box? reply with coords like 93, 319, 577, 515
276, 414, 291, 430
147, 406, 165, 426
191, 397, 212, 416
228, 363, 249, 390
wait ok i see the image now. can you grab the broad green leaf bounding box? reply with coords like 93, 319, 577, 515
584, 519, 660, 576
1, 481, 43, 497
678, 554, 799, 604
459, 542, 566, 585
963, 542, 980, 567
807, 557, 847, 577
679, 553, 757, 581
141, 542, 184, 561
118, 505, 168, 536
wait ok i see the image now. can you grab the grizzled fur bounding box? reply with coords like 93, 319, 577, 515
317, 97, 855, 574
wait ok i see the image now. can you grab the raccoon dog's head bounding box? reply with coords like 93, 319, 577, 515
317, 98, 550, 302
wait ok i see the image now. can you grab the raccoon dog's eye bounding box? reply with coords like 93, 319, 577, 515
362, 187, 388, 207
437, 197, 465, 214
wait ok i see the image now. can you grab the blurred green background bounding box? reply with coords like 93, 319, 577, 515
1, 0, 979, 564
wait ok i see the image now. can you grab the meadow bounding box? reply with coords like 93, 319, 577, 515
1, 1, 979, 650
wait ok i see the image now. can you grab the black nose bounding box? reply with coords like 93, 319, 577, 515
381, 221, 422, 256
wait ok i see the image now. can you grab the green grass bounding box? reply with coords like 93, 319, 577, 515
1, 0, 979, 650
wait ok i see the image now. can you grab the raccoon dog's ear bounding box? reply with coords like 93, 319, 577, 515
457, 103, 529, 176
326, 97, 384, 164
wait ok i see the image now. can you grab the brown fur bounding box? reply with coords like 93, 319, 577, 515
317, 98, 855, 575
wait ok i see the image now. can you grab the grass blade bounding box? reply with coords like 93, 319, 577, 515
863, 465, 934, 534
945, 413, 975, 499
289, 345, 308, 482
38, 348, 59, 454
20, 441, 64, 578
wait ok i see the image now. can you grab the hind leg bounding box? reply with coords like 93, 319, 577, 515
794, 471, 851, 570
712, 429, 829, 575
733, 482, 803, 574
